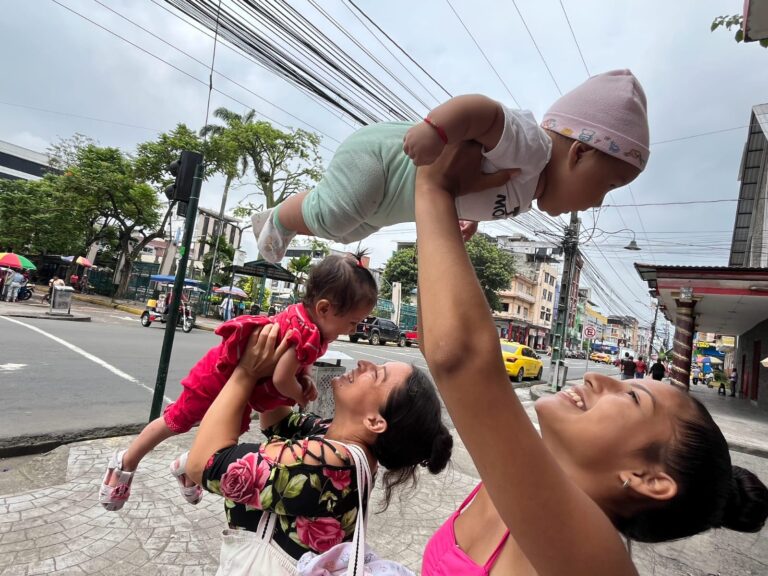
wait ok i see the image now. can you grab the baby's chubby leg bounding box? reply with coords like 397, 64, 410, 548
253, 192, 312, 263
274, 191, 313, 235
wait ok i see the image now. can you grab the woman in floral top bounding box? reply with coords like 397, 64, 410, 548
186, 324, 453, 561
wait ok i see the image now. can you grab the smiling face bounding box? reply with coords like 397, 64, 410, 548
536, 134, 641, 216
332, 360, 411, 417
535, 373, 690, 474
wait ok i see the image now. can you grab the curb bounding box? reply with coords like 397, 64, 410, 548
528, 384, 768, 459
0, 424, 146, 458
73, 294, 217, 332
0, 312, 91, 322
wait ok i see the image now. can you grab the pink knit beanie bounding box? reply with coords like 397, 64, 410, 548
541, 69, 649, 171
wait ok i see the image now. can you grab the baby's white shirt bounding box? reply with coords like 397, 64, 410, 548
455, 105, 552, 221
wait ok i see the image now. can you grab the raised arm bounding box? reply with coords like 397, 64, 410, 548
403, 95, 504, 165
415, 144, 637, 576
186, 324, 290, 484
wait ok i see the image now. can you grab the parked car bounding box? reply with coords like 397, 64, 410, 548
500, 340, 544, 382
350, 316, 405, 346
402, 325, 419, 347
589, 351, 612, 364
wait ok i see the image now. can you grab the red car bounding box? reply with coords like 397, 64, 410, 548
403, 326, 419, 347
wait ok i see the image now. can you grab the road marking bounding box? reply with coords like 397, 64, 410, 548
0, 363, 26, 372
0, 316, 173, 404
110, 315, 136, 322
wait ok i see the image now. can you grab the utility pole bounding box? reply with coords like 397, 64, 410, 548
648, 301, 659, 359
551, 211, 580, 392
149, 151, 204, 421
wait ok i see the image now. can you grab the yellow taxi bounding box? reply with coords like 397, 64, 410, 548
500, 340, 544, 382
589, 351, 612, 364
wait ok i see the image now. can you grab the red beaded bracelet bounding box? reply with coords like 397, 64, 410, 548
423, 116, 448, 144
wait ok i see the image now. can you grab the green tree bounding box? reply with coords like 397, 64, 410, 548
380, 236, 515, 310
465, 235, 516, 311
134, 124, 207, 186
712, 14, 768, 47
381, 247, 418, 300
229, 121, 323, 213
0, 177, 83, 255
202, 236, 235, 286
59, 145, 167, 297
288, 254, 312, 298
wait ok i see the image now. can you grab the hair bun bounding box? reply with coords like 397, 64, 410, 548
427, 429, 453, 474
720, 466, 768, 532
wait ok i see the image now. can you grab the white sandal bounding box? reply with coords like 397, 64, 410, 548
170, 451, 203, 505
99, 449, 135, 511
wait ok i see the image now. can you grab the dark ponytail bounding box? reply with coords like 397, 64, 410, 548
369, 366, 453, 510
616, 394, 768, 542
719, 465, 768, 532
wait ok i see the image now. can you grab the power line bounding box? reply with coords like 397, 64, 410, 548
49, 0, 338, 154
340, 0, 447, 104
603, 199, 738, 208
90, 0, 342, 145
307, 0, 433, 111
0, 100, 160, 133
510, 0, 562, 95
557, 0, 590, 77
146, 0, 360, 131
444, 0, 521, 107
650, 125, 750, 146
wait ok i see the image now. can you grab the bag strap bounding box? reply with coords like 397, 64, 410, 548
325, 441, 372, 576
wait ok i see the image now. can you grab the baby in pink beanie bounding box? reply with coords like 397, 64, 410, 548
253, 70, 649, 261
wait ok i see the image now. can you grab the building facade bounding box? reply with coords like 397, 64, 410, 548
0, 140, 56, 181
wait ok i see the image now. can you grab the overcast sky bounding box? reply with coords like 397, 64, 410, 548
2, 0, 767, 324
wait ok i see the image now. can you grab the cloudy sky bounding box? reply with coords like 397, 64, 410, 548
2, 0, 767, 324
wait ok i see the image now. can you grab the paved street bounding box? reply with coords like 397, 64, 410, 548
0, 300, 617, 452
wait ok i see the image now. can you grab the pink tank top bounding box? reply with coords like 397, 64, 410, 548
422, 483, 510, 576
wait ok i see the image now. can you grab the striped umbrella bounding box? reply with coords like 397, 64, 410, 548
62, 256, 93, 267
0, 252, 36, 270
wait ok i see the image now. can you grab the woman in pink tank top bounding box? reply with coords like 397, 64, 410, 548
415, 147, 768, 575
423, 483, 509, 575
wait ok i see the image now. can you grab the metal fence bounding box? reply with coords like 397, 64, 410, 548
372, 297, 418, 330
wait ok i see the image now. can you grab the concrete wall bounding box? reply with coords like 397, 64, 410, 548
735, 317, 768, 410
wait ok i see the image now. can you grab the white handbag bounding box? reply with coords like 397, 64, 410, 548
296, 444, 415, 576
215, 506, 297, 576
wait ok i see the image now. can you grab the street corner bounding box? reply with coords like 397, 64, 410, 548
0, 300, 91, 322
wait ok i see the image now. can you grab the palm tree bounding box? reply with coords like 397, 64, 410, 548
288, 254, 312, 300
200, 108, 256, 289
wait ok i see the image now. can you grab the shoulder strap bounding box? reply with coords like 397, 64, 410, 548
331, 442, 372, 576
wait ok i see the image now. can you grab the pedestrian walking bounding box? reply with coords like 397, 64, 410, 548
729, 367, 738, 398
218, 296, 233, 321
620, 353, 635, 380
692, 364, 701, 386
649, 359, 665, 381
634, 355, 647, 379
7, 270, 24, 302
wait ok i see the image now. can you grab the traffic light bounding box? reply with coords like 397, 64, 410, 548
164, 151, 203, 203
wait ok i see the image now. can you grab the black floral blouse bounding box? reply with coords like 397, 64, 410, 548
202, 411, 364, 560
